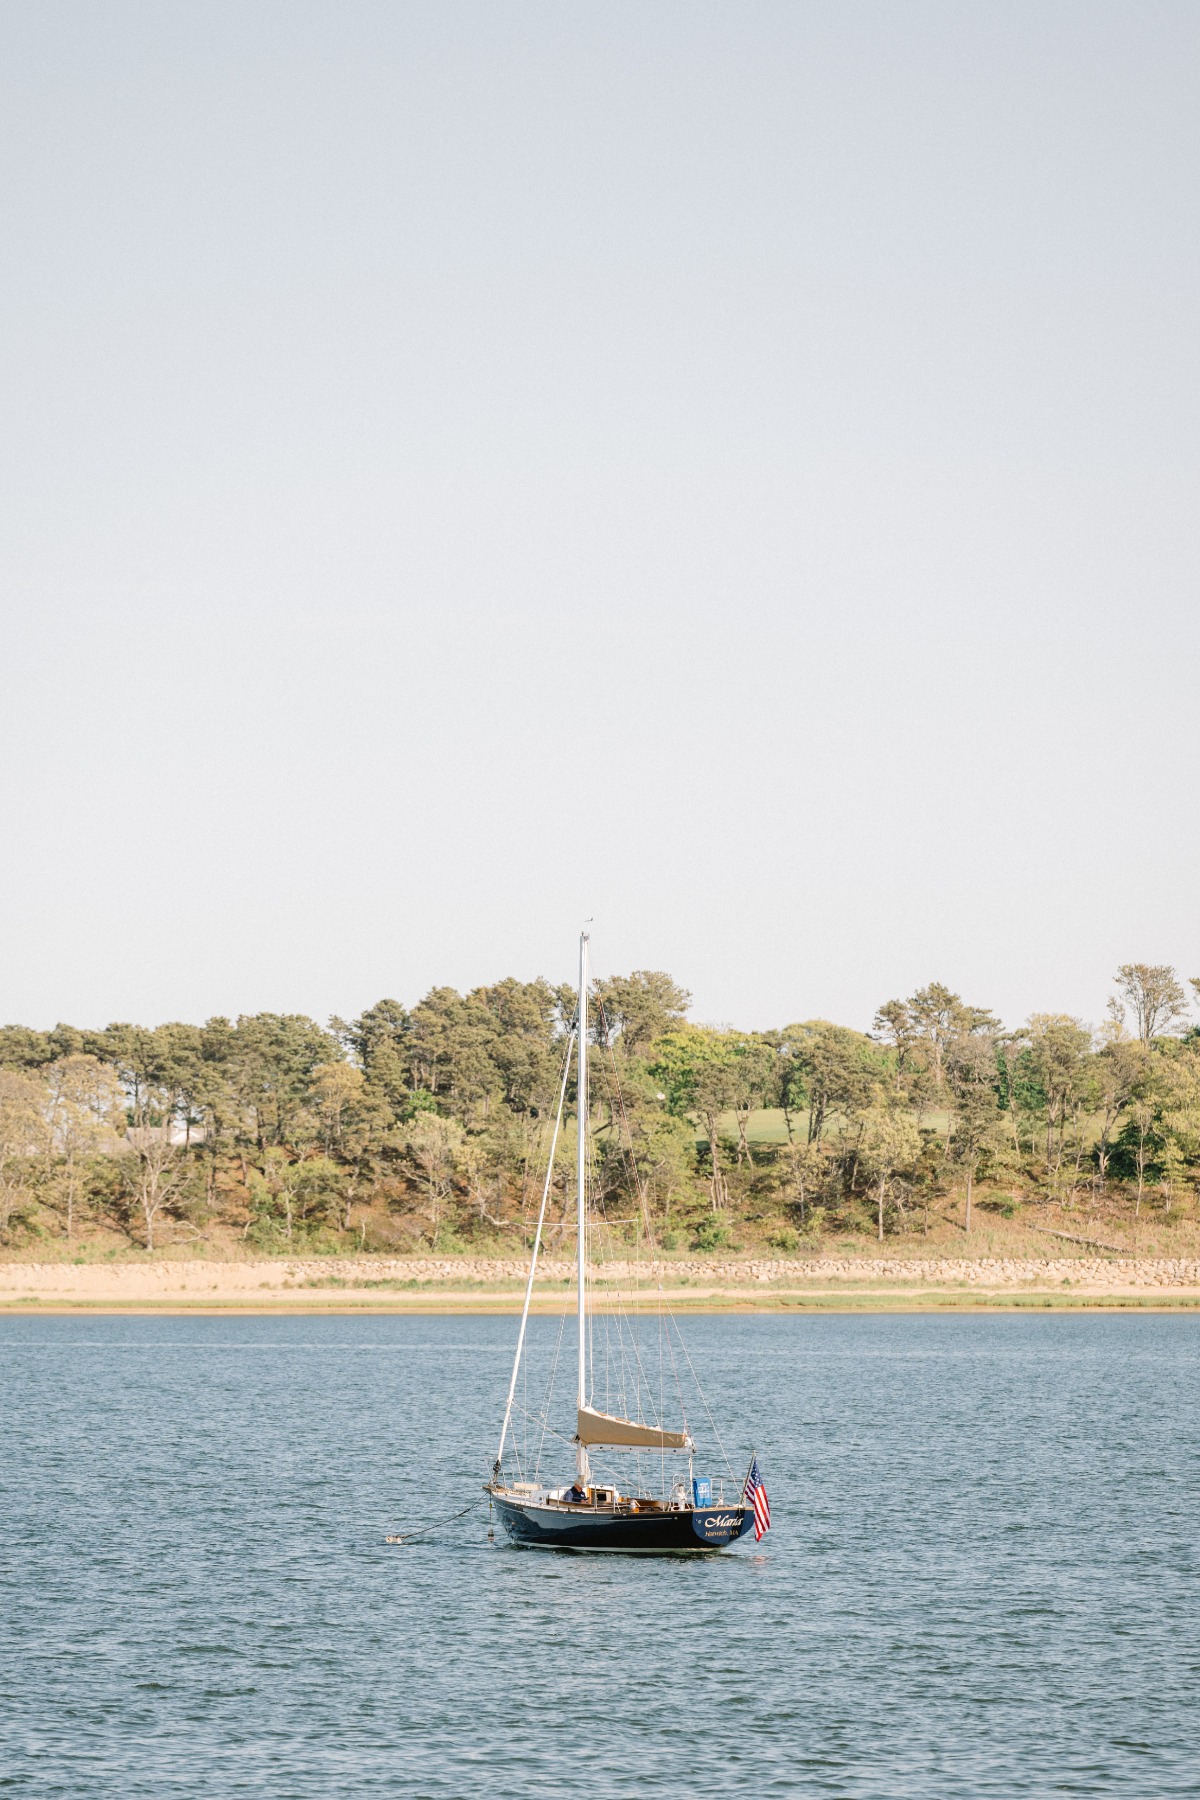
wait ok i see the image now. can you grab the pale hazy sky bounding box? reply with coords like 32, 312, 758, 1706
2, 1, 1198, 1037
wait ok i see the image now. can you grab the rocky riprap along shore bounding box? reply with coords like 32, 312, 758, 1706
4, 1255, 1199, 1291
300, 1255, 1199, 1287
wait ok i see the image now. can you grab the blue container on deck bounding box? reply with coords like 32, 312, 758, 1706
692, 1476, 712, 1506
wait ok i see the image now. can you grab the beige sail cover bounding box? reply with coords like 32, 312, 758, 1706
576, 1404, 692, 1451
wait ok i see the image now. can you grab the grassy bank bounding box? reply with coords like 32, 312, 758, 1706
3, 1253, 1199, 1314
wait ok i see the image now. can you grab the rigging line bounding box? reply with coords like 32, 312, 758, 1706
522, 1275, 529, 1475
534, 1308, 567, 1481
622, 1291, 650, 1424
623, 1288, 643, 1426
508, 1404, 577, 1467
582, 1087, 606, 1408
513, 1409, 578, 1456
662, 1299, 691, 1474
595, 993, 653, 1240
520, 1028, 576, 1242
634, 1198, 642, 1373
494, 1029, 576, 1474
507, 1389, 572, 1461
509, 1396, 561, 1430
582, 1108, 593, 1404
595, 1001, 648, 1366
634, 1252, 642, 1422
609, 1295, 628, 1422
667, 1303, 735, 1478
586, 1102, 596, 1400
608, 1285, 663, 1426
548, 1218, 639, 1227
659, 1292, 666, 1497
604, 1296, 641, 1437
604, 1292, 611, 1413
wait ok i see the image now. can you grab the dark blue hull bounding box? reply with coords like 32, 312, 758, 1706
490, 1491, 754, 1554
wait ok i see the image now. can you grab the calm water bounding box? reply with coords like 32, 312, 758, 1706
1, 1313, 1197, 1797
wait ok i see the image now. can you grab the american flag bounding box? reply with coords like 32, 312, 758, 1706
744, 1454, 771, 1541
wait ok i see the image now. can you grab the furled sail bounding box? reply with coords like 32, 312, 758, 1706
576, 1405, 692, 1451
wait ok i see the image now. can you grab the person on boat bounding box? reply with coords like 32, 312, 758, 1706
563, 1480, 588, 1504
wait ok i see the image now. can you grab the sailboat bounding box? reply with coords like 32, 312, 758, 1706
485, 931, 758, 1553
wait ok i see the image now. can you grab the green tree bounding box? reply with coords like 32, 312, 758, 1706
84, 1029, 192, 1250
402, 1113, 465, 1242
0, 1069, 49, 1238
1024, 1015, 1092, 1191
593, 971, 691, 1056
945, 1036, 1004, 1231
1092, 1036, 1149, 1188
92, 1023, 160, 1121
1116, 1099, 1159, 1218
122, 1132, 187, 1251
777, 1022, 882, 1147
0, 1026, 53, 1070
150, 1023, 206, 1143
310, 1061, 367, 1156
648, 1025, 744, 1210
624, 1109, 698, 1227
46, 1024, 87, 1059
781, 1140, 827, 1225
228, 1014, 341, 1151
873, 982, 999, 1103
308, 1061, 393, 1228
96, 1020, 206, 1142
857, 1104, 921, 1241
43, 1055, 125, 1238
724, 1034, 780, 1168
475, 978, 564, 1117
339, 999, 412, 1113
1147, 1042, 1200, 1215
1109, 964, 1190, 1046
247, 1150, 342, 1246
404, 988, 500, 1117
188, 1019, 241, 1205
996, 1030, 1034, 1157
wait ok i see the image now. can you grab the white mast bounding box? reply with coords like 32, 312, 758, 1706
576, 929, 589, 1480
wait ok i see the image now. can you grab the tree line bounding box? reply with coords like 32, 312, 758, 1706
1, 962, 1198, 1253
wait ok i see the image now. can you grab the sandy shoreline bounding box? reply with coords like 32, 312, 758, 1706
3, 1254, 1200, 1312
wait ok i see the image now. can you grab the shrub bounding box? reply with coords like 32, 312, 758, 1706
692, 1220, 733, 1252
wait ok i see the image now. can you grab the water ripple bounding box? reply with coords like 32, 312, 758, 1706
0, 1313, 1196, 1796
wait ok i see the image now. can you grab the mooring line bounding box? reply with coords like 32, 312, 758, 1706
383, 1499, 483, 1545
